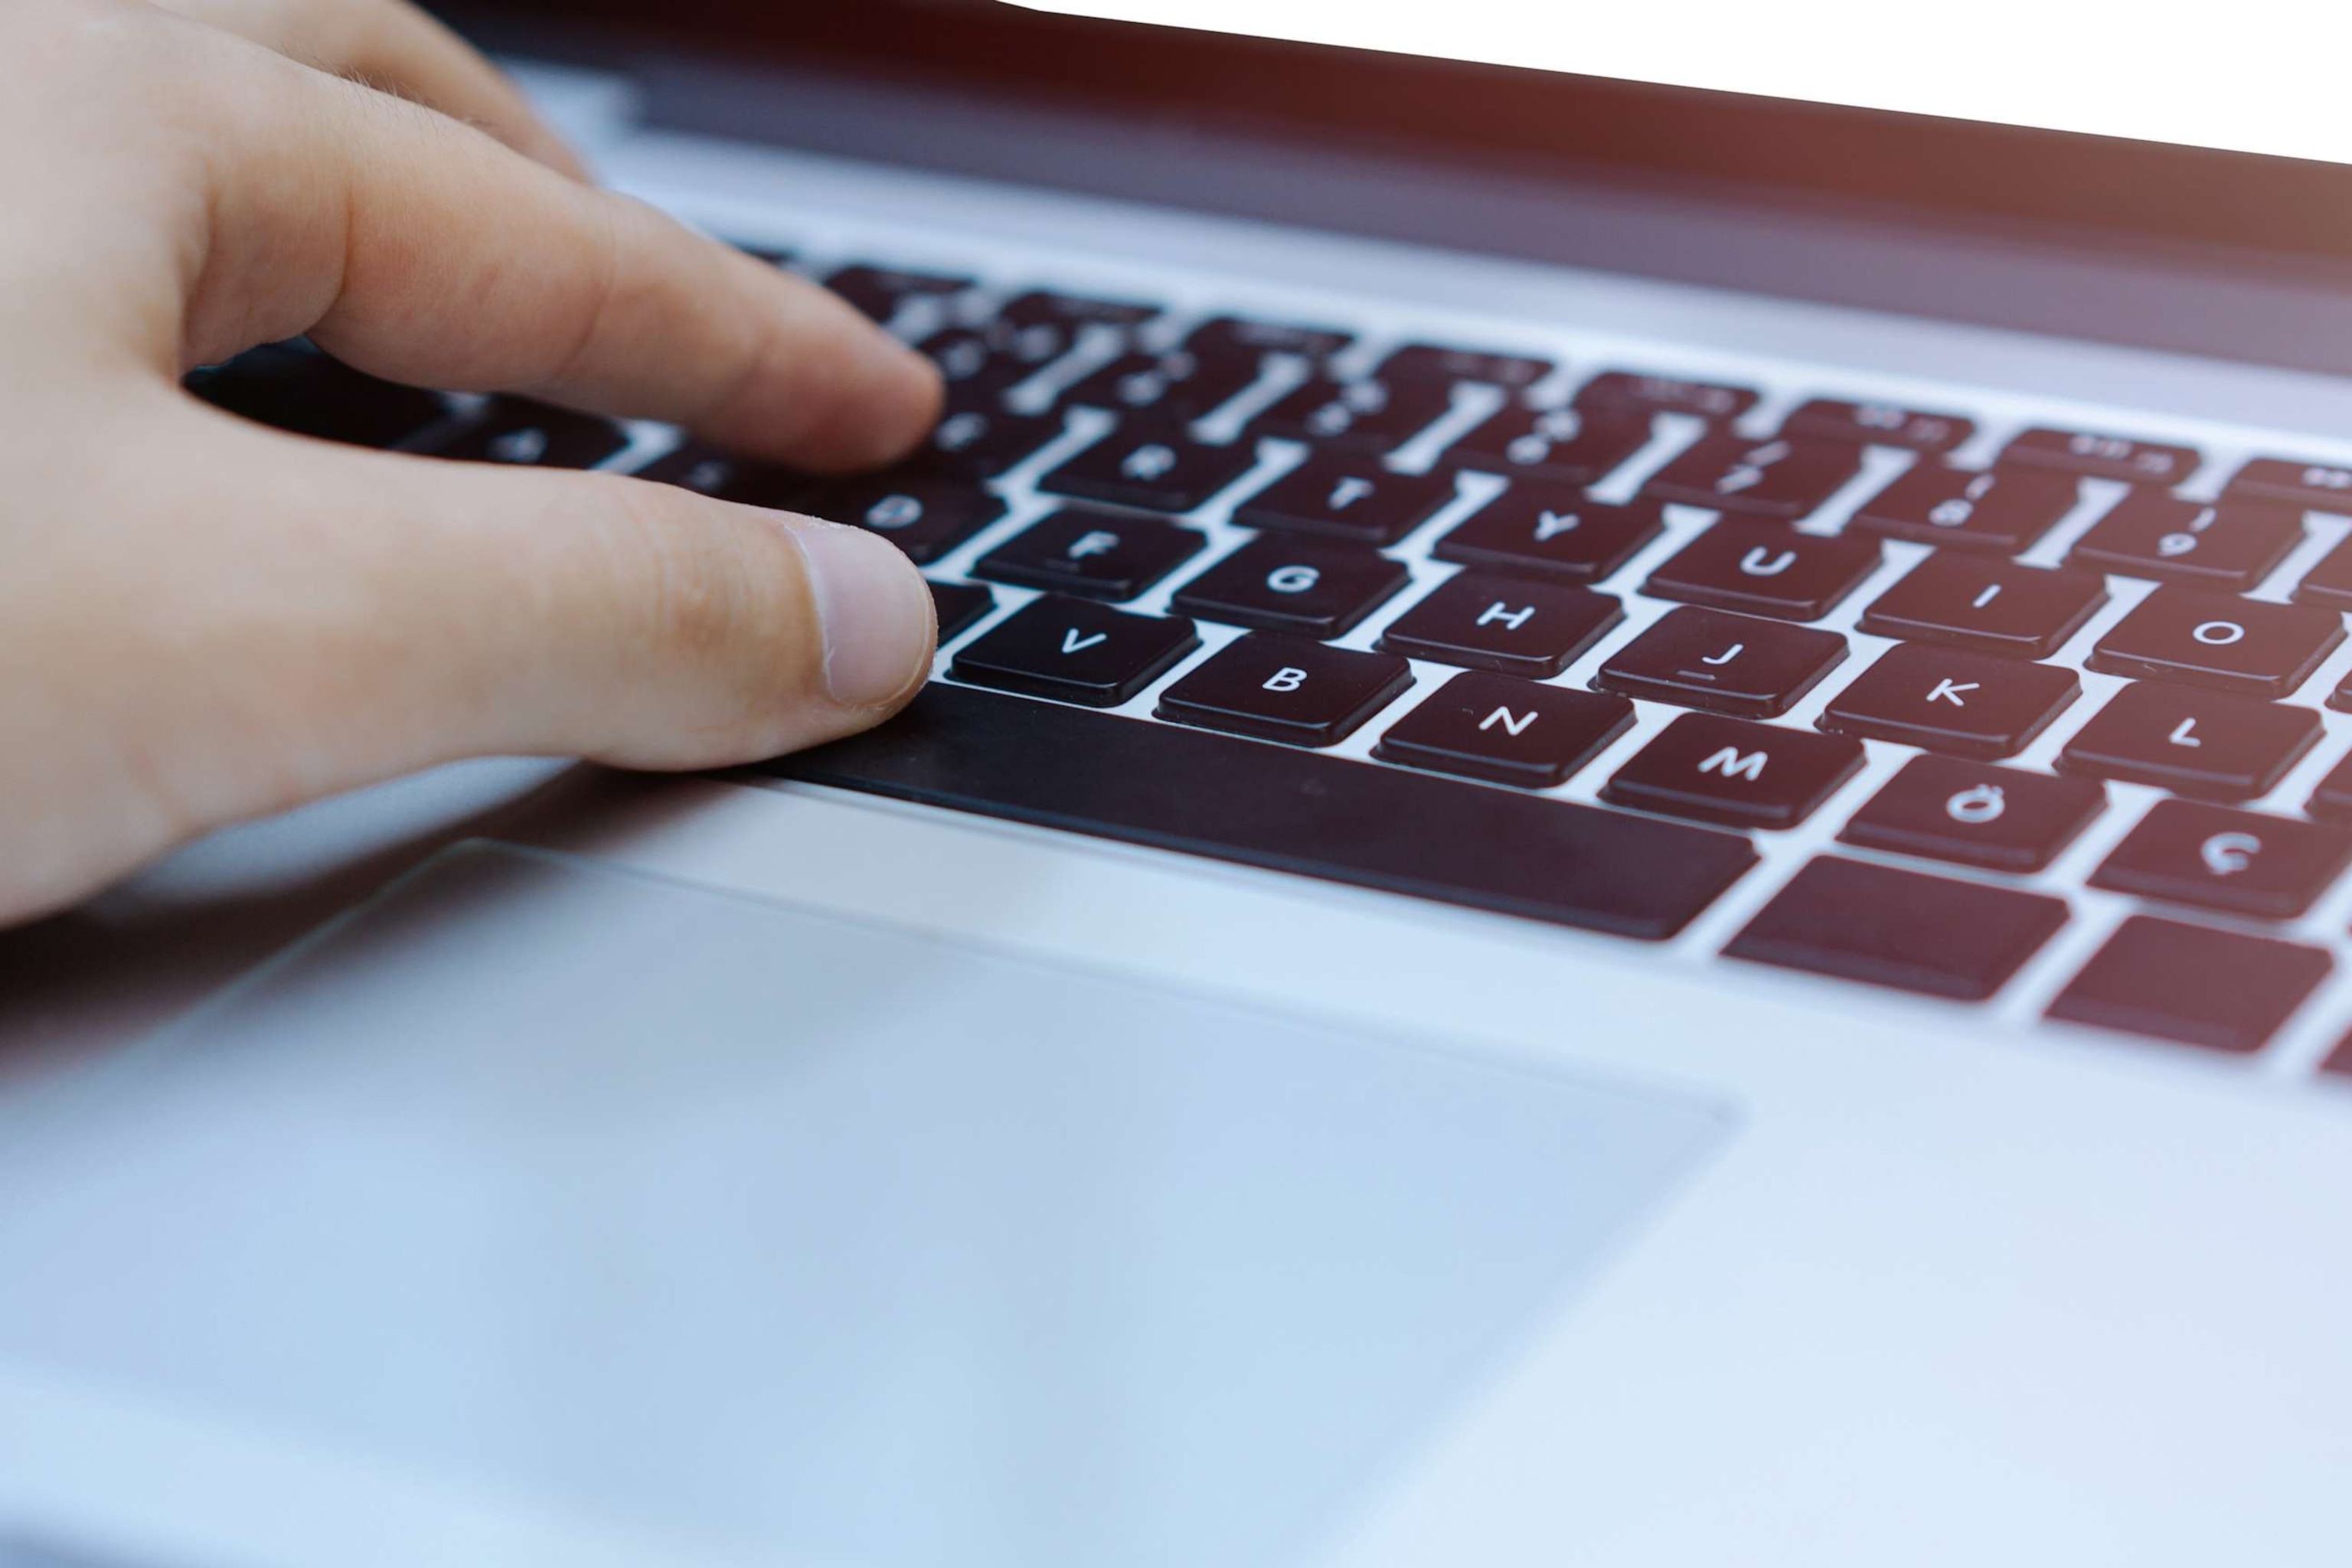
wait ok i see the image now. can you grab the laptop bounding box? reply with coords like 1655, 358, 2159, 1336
7, 2, 2352, 1563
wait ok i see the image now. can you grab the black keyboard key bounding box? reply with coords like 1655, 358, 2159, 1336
995, 288, 1158, 338
912, 403, 1063, 481
2047, 916, 2330, 1054
1779, 398, 1974, 453
1040, 426, 1259, 513
1643, 434, 1864, 520
632, 444, 808, 509
1576, 371, 1757, 423
186, 341, 446, 449
949, 595, 1199, 707
1062, 351, 1259, 419
1595, 607, 1847, 719
929, 580, 998, 642
1449, 403, 1652, 485
1374, 344, 1553, 389
1644, 519, 1880, 621
1168, 537, 1409, 637
1184, 316, 1351, 361
972, 507, 1204, 600
1432, 492, 1664, 583
1157, 633, 1412, 746
775, 683, 1759, 940
1377, 572, 1623, 678
917, 328, 1041, 399
1820, 644, 2079, 760
2308, 751, 2352, 822
1851, 464, 2079, 554
2090, 801, 2352, 920
1254, 377, 1452, 453
796, 475, 1007, 564
2057, 681, 2321, 801
430, 398, 628, 469
1602, 713, 1864, 829
1726, 856, 2069, 1001
1230, 455, 1455, 544
1838, 756, 2104, 874
2001, 426, 2200, 487
2086, 588, 2342, 699
2228, 456, 2352, 514
2288, 534, 2352, 615
1857, 555, 2107, 661
825, 264, 971, 322
2067, 493, 2302, 590
1373, 673, 1635, 789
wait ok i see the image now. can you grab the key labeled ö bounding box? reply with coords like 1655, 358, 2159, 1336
1839, 755, 2105, 873
1158, 632, 1414, 746
1820, 642, 2079, 760
1374, 671, 1637, 789
1602, 712, 1864, 829
1377, 571, 1624, 678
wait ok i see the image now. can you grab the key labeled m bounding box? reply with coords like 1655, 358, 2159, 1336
1697, 746, 1767, 782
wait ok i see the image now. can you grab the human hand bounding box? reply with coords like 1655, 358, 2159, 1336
0, 0, 946, 926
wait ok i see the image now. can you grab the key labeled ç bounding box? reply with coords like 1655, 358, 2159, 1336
2089, 799, 2352, 920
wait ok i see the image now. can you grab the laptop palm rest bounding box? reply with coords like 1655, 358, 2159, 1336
0, 843, 1728, 1568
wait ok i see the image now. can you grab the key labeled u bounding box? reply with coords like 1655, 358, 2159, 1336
1740, 546, 1797, 578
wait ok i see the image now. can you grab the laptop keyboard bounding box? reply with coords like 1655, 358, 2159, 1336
190, 242, 2352, 1070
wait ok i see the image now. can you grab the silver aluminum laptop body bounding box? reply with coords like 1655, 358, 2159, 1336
6, 7, 2352, 1565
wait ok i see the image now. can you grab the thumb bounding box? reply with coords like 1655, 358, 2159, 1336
58, 411, 936, 874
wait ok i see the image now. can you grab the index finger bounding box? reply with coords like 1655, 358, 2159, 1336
172, 21, 942, 471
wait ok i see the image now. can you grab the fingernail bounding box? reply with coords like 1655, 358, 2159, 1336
791, 521, 936, 707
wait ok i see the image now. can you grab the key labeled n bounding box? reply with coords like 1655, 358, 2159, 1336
1480, 706, 1537, 737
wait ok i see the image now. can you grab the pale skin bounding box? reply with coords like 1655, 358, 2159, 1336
0, 0, 949, 928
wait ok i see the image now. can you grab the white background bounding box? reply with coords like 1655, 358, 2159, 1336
1015, 1, 2352, 167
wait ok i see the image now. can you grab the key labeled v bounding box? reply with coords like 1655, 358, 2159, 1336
1061, 629, 1109, 654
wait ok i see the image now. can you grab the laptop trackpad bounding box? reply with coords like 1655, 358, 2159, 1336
0, 844, 1729, 1567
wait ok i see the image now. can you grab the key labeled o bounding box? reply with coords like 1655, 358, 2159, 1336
2192, 619, 2246, 646
1266, 564, 1321, 594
